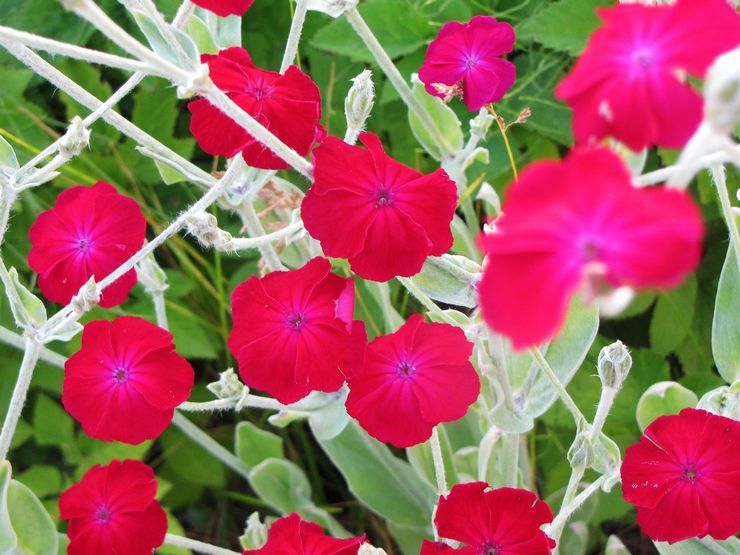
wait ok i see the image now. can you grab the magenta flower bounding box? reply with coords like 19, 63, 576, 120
419, 15, 516, 111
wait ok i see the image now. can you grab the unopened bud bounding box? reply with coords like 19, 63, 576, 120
59, 116, 90, 158
704, 47, 740, 135
358, 545, 387, 555
207, 369, 246, 400
597, 340, 632, 389
306, 0, 359, 18
186, 212, 232, 250
71, 276, 100, 314
239, 512, 268, 550
345, 70, 375, 134
567, 433, 591, 471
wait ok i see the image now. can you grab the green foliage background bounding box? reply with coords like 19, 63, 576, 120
0, 0, 736, 553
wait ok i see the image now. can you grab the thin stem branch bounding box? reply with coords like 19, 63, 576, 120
588, 386, 617, 444
429, 427, 448, 495
163, 533, 241, 555
237, 203, 285, 272
171, 411, 251, 482
152, 290, 169, 330
486, 104, 518, 180
178, 394, 285, 412
530, 347, 586, 426
0, 326, 67, 369
225, 219, 303, 251
549, 469, 610, 549
711, 164, 740, 272
0, 337, 42, 460
280, 0, 308, 73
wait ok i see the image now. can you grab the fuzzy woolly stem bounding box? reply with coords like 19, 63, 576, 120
236, 203, 286, 272
588, 386, 618, 445
635, 149, 729, 186
171, 411, 251, 482
0, 337, 42, 461
429, 427, 448, 495
550, 464, 586, 543
344, 8, 456, 158
530, 347, 586, 427
711, 164, 740, 272
178, 394, 285, 413
152, 290, 169, 330
0, 326, 67, 369
280, 0, 308, 73
225, 219, 304, 251
163, 534, 241, 555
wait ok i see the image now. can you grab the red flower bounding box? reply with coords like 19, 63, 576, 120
302, 133, 457, 282
425, 482, 555, 554
63, 316, 194, 444
228, 257, 366, 404
188, 47, 322, 170
555, 0, 740, 151
243, 513, 365, 555
59, 459, 167, 555
621, 408, 740, 543
28, 182, 146, 308
191, 0, 254, 17
419, 15, 516, 111
478, 148, 704, 350
345, 314, 479, 448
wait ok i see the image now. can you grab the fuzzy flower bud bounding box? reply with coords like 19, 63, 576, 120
567, 432, 591, 471
704, 47, 740, 135
358, 545, 388, 555
71, 276, 100, 314
186, 211, 232, 250
207, 368, 247, 400
597, 340, 632, 390
345, 70, 375, 136
239, 512, 268, 550
59, 116, 90, 158
307, 0, 358, 18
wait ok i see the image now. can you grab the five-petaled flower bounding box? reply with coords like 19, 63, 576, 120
346, 314, 479, 448
555, 0, 740, 151
28, 182, 146, 308
478, 147, 704, 350
188, 47, 322, 170
419, 15, 516, 111
59, 459, 167, 555
63, 316, 194, 445
192, 0, 254, 17
421, 482, 556, 554
621, 408, 740, 543
243, 513, 365, 555
228, 257, 366, 404
302, 132, 458, 282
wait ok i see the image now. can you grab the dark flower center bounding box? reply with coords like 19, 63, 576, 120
632, 49, 654, 69
397, 361, 415, 378
112, 367, 129, 384
482, 544, 502, 555
682, 466, 700, 482
287, 312, 306, 330
375, 188, 393, 207
95, 507, 112, 525
247, 79, 275, 101
77, 238, 92, 253
464, 56, 479, 70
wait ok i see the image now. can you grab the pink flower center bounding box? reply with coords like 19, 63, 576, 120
681, 466, 699, 482
482, 544, 502, 555
375, 188, 393, 207
112, 367, 129, 384
77, 237, 93, 254
95, 506, 112, 525
397, 361, 416, 378
286, 312, 306, 330
631, 48, 654, 69
246, 78, 275, 101
464, 55, 479, 70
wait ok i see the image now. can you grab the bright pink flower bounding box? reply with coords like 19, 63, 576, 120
188, 47, 322, 170
418, 15, 516, 111
424, 482, 556, 554
555, 0, 740, 151
228, 257, 366, 404
243, 513, 365, 555
621, 408, 740, 543
345, 314, 479, 448
60, 459, 167, 555
28, 182, 146, 308
302, 133, 457, 282
478, 147, 704, 350
63, 316, 194, 444
191, 0, 254, 17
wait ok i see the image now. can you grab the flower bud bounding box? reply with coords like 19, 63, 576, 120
567, 432, 591, 471
597, 340, 631, 389
704, 47, 740, 135
59, 116, 90, 158
358, 545, 388, 555
307, 0, 358, 18
239, 512, 268, 550
345, 69, 375, 134
186, 211, 233, 250
207, 368, 246, 400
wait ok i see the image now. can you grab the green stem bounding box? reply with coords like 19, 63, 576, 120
530, 347, 586, 426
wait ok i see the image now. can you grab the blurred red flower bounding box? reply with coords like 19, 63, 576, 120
60, 459, 167, 555
302, 133, 457, 282
622, 408, 740, 543
28, 182, 146, 308
63, 316, 194, 444
422, 482, 555, 554
243, 513, 365, 554
192, 0, 254, 17
228, 257, 366, 404
478, 147, 704, 350
188, 47, 322, 170
556, 0, 740, 151
346, 314, 479, 448
419, 15, 516, 111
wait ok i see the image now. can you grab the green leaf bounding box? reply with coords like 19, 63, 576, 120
318, 421, 436, 529
8, 267, 47, 327
559, 522, 588, 555
411, 254, 479, 308
636, 381, 698, 431
654, 538, 739, 554
7, 479, 58, 555
712, 246, 740, 382
15, 466, 62, 500
517, 0, 611, 55
406, 425, 457, 489
408, 80, 464, 161
187, 15, 219, 54
154, 160, 189, 185
0, 461, 17, 553
0, 136, 18, 169
605, 535, 630, 554
132, 10, 199, 68
160, 427, 225, 487
33, 394, 75, 447
235, 421, 284, 470
650, 276, 697, 355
